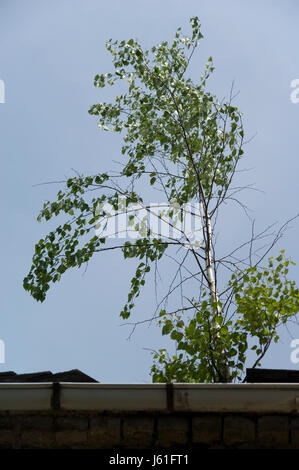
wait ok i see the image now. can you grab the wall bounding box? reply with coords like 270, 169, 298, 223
1, 410, 299, 449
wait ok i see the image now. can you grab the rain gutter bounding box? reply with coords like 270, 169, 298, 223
1, 382, 299, 413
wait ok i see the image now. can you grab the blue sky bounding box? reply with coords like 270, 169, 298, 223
0, 0, 299, 382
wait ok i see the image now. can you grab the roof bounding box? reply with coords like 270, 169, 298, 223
246, 368, 299, 383
0, 369, 98, 383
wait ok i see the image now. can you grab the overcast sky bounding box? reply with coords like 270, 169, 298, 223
0, 0, 298, 382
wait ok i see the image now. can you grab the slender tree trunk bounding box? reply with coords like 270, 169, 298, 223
204, 212, 230, 382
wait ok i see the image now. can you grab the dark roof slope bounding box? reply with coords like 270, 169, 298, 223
246, 368, 299, 383
0, 369, 98, 383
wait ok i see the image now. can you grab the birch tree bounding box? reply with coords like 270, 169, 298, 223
23, 17, 299, 382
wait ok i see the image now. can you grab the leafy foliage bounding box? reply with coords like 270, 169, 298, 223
152, 252, 299, 382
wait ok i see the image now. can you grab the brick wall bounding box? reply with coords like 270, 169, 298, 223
1, 410, 299, 449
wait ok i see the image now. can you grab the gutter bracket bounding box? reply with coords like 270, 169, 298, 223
166, 383, 174, 411
51, 382, 61, 410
